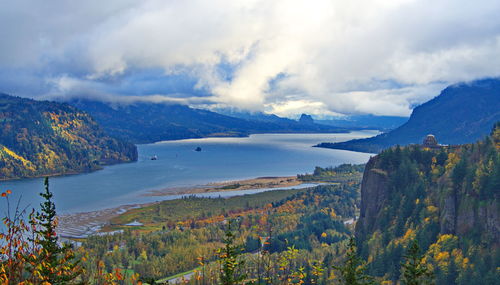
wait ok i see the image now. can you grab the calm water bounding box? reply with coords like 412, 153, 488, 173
0, 131, 378, 214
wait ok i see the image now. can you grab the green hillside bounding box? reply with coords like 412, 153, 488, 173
355, 122, 500, 284
0, 94, 137, 180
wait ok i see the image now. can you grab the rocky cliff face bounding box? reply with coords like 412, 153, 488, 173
357, 132, 499, 237
355, 157, 389, 239
354, 123, 499, 282
441, 191, 499, 240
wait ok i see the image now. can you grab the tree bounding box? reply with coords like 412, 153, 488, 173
334, 237, 374, 285
32, 177, 82, 284
0, 189, 34, 283
400, 239, 433, 285
217, 221, 246, 285
0, 178, 82, 284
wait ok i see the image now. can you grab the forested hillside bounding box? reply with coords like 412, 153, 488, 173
68, 99, 347, 144
317, 78, 500, 153
52, 164, 362, 283
3, 126, 498, 284
80, 182, 359, 282
355, 122, 500, 284
1, 166, 363, 284
0, 94, 137, 180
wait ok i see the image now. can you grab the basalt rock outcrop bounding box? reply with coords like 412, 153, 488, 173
354, 123, 499, 283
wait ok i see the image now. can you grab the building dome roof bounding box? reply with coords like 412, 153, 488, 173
423, 134, 438, 146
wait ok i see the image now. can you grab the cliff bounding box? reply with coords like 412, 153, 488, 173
354, 123, 499, 283
298, 113, 314, 125
0, 94, 137, 180
355, 158, 389, 239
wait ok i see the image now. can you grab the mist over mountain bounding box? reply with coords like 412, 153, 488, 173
317, 78, 500, 153
316, 115, 408, 131
222, 109, 408, 131
1, 1, 500, 284
68, 99, 348, 144
218, 109, 309, 125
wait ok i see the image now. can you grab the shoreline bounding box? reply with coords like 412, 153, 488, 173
149, 129, 353, 144
144, 176, 301, 196
57, 175, 306, 239
57, 204, 140, 239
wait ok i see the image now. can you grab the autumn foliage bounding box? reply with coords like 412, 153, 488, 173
0, 178, 141, 285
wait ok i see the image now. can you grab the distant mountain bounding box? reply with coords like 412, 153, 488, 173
211, 109, 346, 129
298, 113, 314, 125
317, 78, 500, 153
216, 109, 301, 125
68, 100, 348, 144
0, 94, 137, 180
316, 114, 408, 131
223, 109, 407, 131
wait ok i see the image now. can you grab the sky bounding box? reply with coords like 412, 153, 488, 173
1, 0, 500, 118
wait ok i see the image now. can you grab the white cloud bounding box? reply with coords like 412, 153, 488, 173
265, 99, 343, 119
1, 0, 500, 116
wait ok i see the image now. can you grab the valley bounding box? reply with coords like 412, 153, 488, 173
2, 2, 499, 284
68, 123, 499, 284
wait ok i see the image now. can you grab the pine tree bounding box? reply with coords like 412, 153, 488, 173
400, 239, 433, 285
33, 177, 82, 284
217, 220, 246, 285
334, 237, 374, 285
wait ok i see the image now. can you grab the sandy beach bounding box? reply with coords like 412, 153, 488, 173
145, 176, 301, 196
57, 204, 142, 239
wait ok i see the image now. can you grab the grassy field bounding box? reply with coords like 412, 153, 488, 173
105, 164, 365, 233
106, 187, 308, 232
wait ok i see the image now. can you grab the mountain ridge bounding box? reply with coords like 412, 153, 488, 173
68, 99, 349, 144
316, 114, 408, 131
316, 78, 500, 153
0, 94, 137, 180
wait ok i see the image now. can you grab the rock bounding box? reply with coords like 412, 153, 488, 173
440, 195, 456, 234
299, 114, 314, 124
355, 157, 389, 239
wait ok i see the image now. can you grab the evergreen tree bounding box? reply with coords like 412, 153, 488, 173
400, 239, 433, 285
217, 221, 246, 285
33, 177, 81, 284
334, 237, 374, 285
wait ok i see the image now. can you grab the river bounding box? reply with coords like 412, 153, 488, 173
0, 131, 378, 214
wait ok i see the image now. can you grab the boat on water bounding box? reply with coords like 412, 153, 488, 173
150, 155, 158, 160
195, 147, 202, 152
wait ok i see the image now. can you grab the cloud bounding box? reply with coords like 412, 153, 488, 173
1, 0, 499, 116
266, 99, 343, 119
43, 74, 211, 106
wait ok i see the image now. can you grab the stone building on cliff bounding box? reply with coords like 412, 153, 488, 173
422, 134, 445, 149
